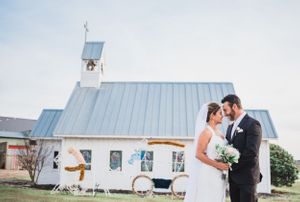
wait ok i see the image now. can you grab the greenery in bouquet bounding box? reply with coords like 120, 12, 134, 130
215, 144, 240, 167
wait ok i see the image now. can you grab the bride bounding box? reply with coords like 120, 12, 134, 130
184, 102, 229, 202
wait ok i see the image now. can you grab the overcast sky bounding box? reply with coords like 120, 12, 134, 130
0, 0, 299, 159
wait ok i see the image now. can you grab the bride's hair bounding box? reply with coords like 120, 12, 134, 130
206, 102, 221, 122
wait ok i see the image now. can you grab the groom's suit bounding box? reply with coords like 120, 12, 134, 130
226, 114, 262, 202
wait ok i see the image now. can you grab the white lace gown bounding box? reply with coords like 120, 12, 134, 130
184, 126, 226, 202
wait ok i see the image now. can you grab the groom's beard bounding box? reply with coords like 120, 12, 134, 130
228, 110, 236, 121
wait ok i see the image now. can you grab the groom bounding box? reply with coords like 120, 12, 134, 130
221, 94, 262, 202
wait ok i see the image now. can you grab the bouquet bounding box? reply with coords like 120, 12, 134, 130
215, 144, 240, 180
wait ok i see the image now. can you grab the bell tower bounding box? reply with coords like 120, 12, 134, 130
80, 41, 105, 88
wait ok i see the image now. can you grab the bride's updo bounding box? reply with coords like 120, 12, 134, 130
206, 102, 221, 122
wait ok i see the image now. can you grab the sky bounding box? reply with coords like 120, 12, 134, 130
0, 0, 299, 159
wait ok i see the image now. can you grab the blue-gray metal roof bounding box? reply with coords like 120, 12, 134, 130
0, 131, 25, 139
81, 42, 104, 60
246, 110, 278, 139
31, 109, 63, 137
54, 82, 235, 137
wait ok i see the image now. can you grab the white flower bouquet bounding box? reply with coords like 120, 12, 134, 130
215, 144, 240, 179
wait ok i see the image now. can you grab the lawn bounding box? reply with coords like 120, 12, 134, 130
0, 182, 300, 202
0, 170, 299, 202
0, 185, 182, 202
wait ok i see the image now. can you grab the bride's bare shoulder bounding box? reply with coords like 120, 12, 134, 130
200, 128, 213, 138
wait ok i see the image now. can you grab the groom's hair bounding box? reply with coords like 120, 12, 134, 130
221, 94, 242, 109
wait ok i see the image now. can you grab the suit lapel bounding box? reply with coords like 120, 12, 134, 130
226, 123, 233, 143
231, 114, 249, 142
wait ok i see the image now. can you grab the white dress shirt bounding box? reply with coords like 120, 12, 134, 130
231, 111, 247, 138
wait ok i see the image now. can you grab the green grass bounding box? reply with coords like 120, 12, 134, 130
260, 182, 300, 202
0, 185, 182, 202
0, 182, 299, 202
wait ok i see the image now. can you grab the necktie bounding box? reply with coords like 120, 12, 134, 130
230, 123, 235, 140
227, 124, 233, 142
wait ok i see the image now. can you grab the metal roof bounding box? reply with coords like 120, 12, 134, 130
31, 109, 63, 138
0, 131, 25, 139
54, 82, 235, 137
31, 108, 278, 140
246, 110, 278, 139
0, 116, 36, 132
81, 42, 104, 60
29, 82, 278, 139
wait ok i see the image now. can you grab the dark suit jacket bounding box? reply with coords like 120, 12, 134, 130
226, 114, 262, 185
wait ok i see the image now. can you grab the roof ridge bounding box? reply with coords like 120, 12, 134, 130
43, 109, 64, 111
99, 81, 234, 84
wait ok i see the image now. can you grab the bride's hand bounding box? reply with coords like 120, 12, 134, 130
216, 162, 229, 170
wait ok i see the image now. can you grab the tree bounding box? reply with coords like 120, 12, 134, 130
270, 143, 299, 187
17, 139, 53, 185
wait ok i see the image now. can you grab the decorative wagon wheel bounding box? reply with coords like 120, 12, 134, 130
171, 174, 189, 199
132, 174, 154, 197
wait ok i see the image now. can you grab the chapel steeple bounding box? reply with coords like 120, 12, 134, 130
80, 41, 105, 88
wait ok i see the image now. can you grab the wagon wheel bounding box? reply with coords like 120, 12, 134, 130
132, 174, 154, 197
171, 174, 189, 199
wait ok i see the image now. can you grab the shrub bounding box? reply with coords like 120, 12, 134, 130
270, 144, 299, 187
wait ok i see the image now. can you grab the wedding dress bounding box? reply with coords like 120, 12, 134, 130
184, 104, 226, 202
